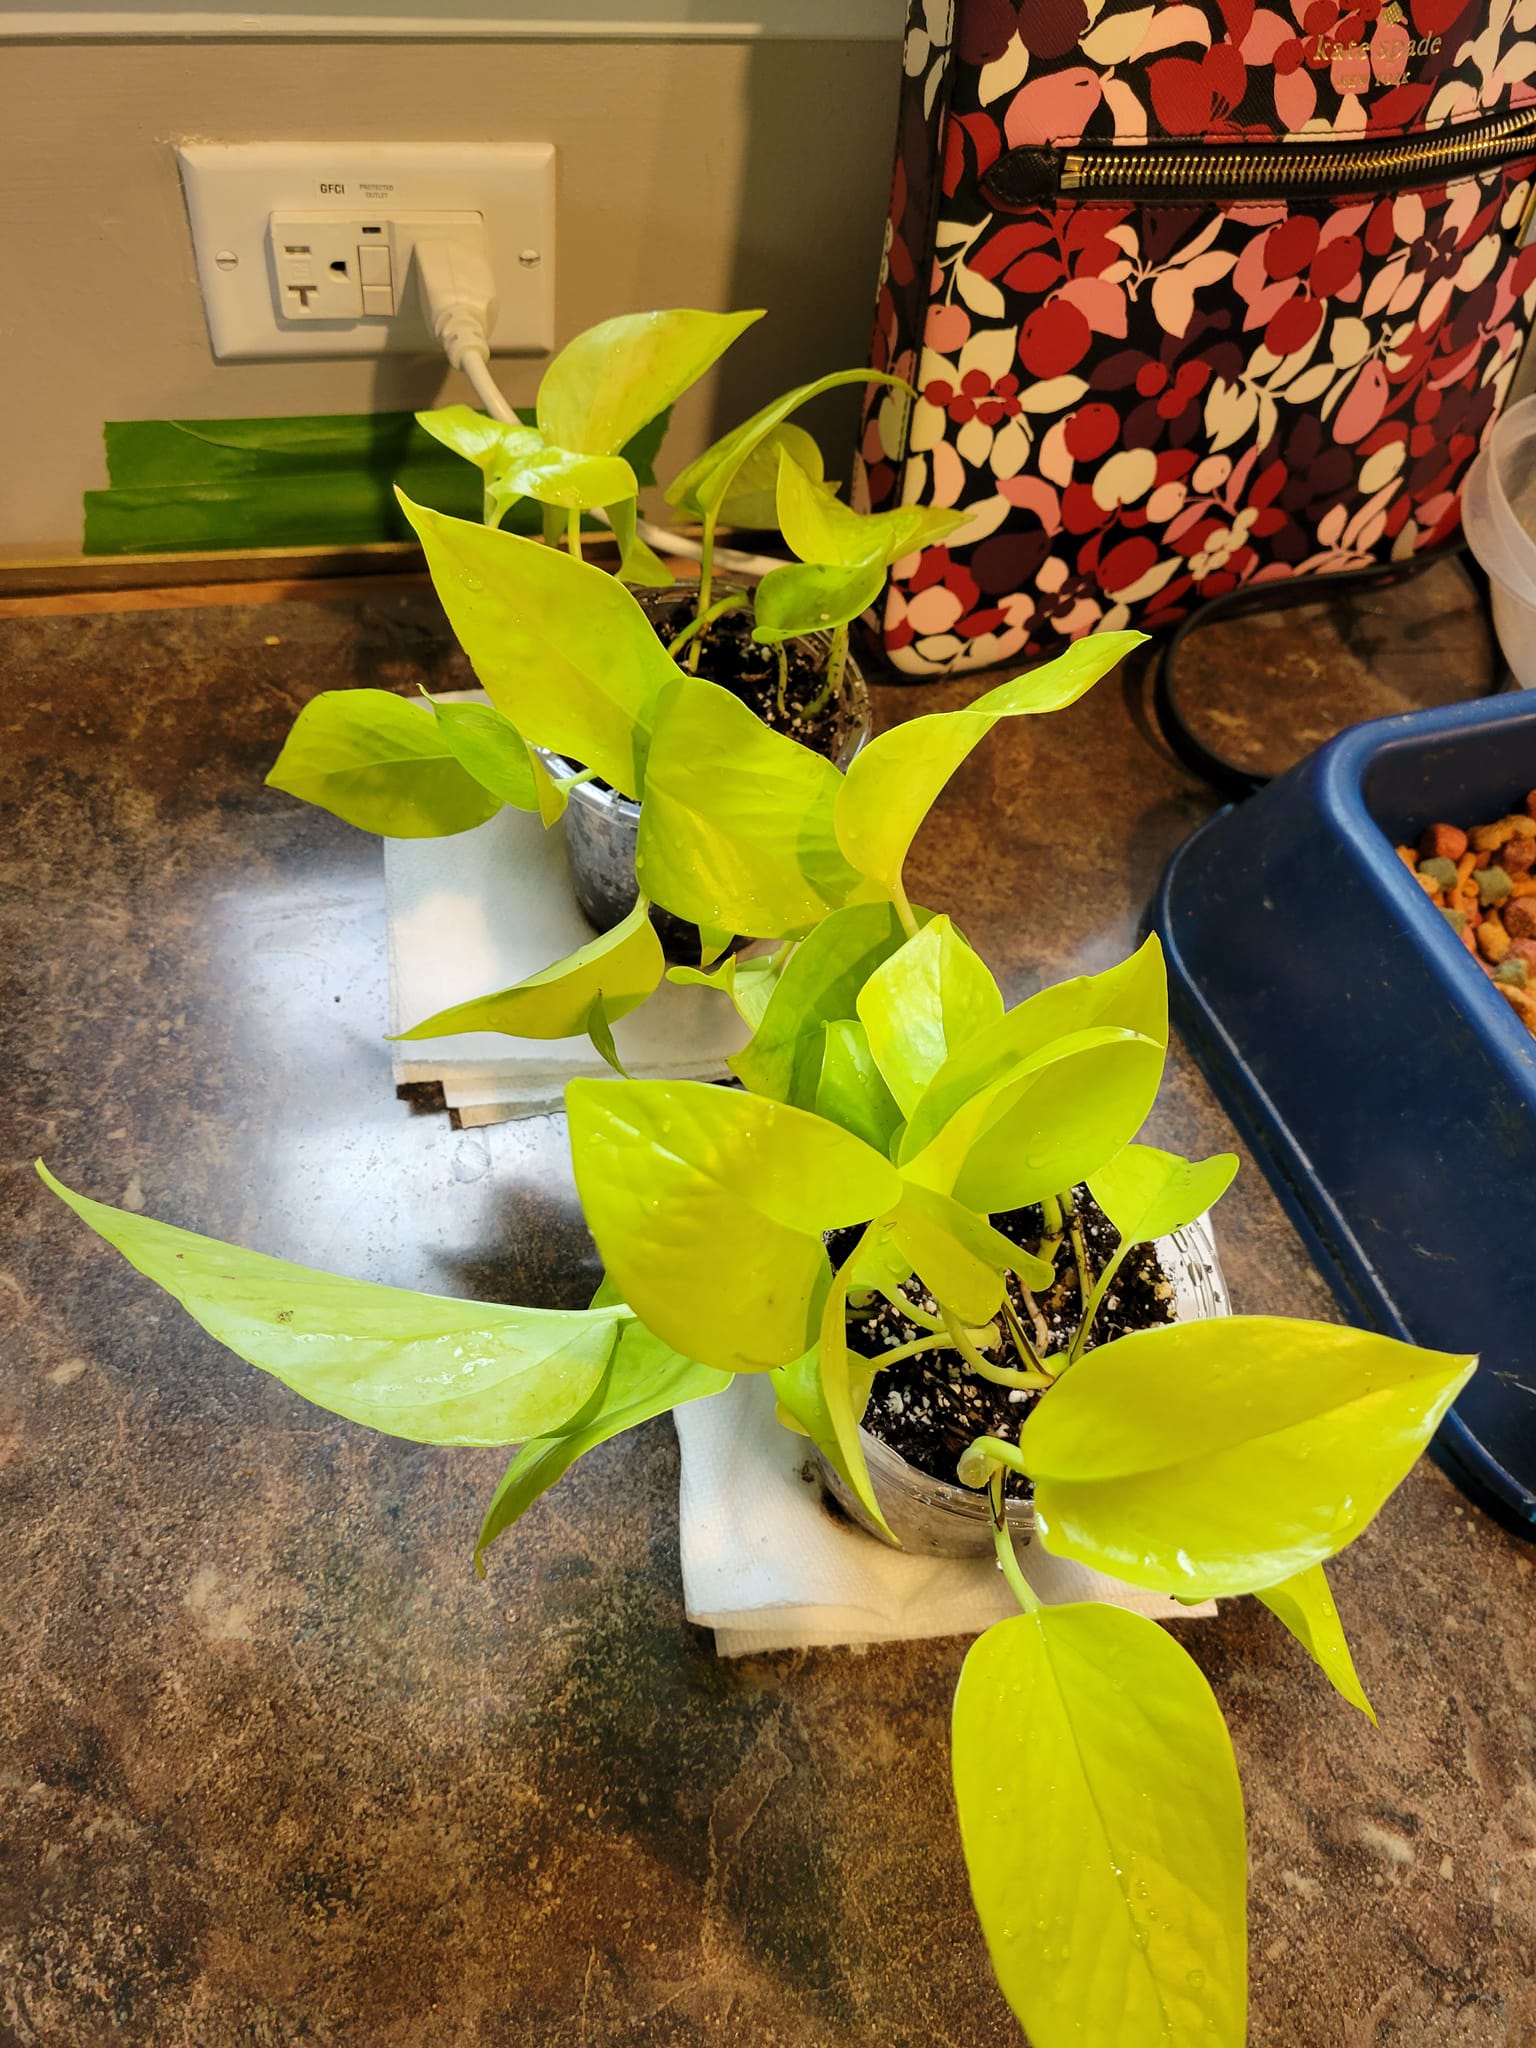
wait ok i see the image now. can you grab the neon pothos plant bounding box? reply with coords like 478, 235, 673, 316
262, 315, 957, 1060
44, 627, 1473, 2048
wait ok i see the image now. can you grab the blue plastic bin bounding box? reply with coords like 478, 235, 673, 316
1155, 691, 1536, 1532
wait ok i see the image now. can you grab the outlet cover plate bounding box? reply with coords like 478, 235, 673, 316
177, 141, 556, 361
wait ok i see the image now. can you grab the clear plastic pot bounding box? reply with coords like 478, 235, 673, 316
816, 1215, 1231, 1557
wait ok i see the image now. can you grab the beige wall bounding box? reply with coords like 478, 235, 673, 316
0, 36, 902, 551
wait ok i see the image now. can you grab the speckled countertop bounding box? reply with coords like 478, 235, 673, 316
2, 568, 1532, 2048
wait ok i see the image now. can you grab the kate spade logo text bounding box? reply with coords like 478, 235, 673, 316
1303, 4, 1441, 88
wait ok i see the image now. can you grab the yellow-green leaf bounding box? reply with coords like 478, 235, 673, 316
953, 1605, 1247, 2048
606, 495, 675, 587
717, 421, 828, 529
902, 935, 1169, 1158
731, 900, 916, 1105
266, 688, 502, 837
667, 946, 785, 1029
816, 1238, 890, 1534
1256, 1564, 1376, 1722
566, 1078, 900, 1374
415, 402, 515, 468
899, 1027, 1166, 1214
1089, 1144, 1239, 1247
488, 441, 637, 514
39, 1163, 622, 1445
856, 915, 1003, 1116
398, 493, 676, 797
751, 557, 887, 643
476, 1319, 729, 1570
770, 1340, 879, 1515
634, 672, 867, 939
1021, 1317, 1477, 1596
394, 896, 664, 1042
667, 367, 913, 523
813, 1019, 903, 1153
423, 695, 549, 813
775, 444, 967, 569
887, 1181, 1052, 1325
538, 307, 764, 456
834, 634, 1143, 894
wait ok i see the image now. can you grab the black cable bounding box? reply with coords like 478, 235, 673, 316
1151, 543, 1504, 803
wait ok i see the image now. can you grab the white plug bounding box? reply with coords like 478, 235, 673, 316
412, 227, 500, 369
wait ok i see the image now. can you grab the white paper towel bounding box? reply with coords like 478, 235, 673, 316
676, 1376, 1216, 1658
382, 702, 746, 1122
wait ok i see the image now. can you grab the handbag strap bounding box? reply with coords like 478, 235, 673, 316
1151, 545, 1502, 803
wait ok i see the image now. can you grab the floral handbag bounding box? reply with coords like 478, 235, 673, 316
853, 0, 1536, 678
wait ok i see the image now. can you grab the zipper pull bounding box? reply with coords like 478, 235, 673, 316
979, 147, 1065, 211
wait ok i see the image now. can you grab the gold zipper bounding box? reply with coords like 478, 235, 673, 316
984, 107, 1536, 208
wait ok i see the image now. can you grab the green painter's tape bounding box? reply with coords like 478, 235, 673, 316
82, 406, 669, 557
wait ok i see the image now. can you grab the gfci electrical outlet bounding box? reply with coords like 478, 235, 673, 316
176, 142, 556, 361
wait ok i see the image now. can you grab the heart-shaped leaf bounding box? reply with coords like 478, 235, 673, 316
668, 946, 785, 1029
1089, 1144, 1239, 1248
566, 1079, 900, 1374
716, 421, 828, 529
888, 1181, 1053, 1325
770, 1340, 879, 1513
1255, 1564, 1376, 1722
813, 1019, 904, 1153
634, 672, 868, 938
476, 1319, 729, 1569
954, 1605, 1247, 2048
1020, 1317, 1477, 1596
667, 367, 914, 523
393, 895, 665, 1042
775, 444, 967, 569
815, 1241, 891, 1533
266, 688, 502, 837
834, 634, 1144, 895
399, 493, 678, 797
857, 915, 1003, 1116
488, 441, 637, 514
903, 936, 1168, 1157
900, 1027, 1167, 1214
39, 1163, 623, 1444
423, 695, 553, 813
415, 402, 522, 469
731, 900, 916, 1104
538, 307, 764, 456
751, 557, 888, 643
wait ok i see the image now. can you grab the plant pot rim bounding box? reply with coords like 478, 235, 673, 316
816, 1214, 1231, 1556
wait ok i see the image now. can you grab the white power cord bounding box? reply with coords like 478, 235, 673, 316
413, 228, 787, 579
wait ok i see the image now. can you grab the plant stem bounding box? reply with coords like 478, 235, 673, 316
774, 642, 790, 720
1017, 1287, 1055, 1365
967, 1434, 1030, 1479
880, 1288, 945, 1334
1068, 1241, 1132, 1366
989, 1470, 1040, 1614
1000, 1292, 1045, 1376
566, 508, 583, 561
554, 767, 600, 793
890, 879, 921, 941
668, 590, 749, 665
942, 1308, 1051, 1391
1064, 1190, 1092, 1310
687, 516, 718, 670
867, 1334, 950, 1370
796, 623, 847, 724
